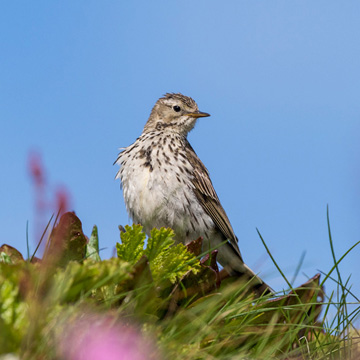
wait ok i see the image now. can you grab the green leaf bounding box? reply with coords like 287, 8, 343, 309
0, 252, 12, 264
145, 228, 200, 284
116, 226, 200, 284
86, 225, 101, 262
145, 227, 175, 262
116, 224, 146, 263
152, 243, 201, 284
0, 264, 29, 352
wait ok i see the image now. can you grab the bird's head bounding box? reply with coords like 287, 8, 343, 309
143, 93, 210, 136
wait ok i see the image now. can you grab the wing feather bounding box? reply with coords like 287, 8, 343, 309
184, 140, 243, 261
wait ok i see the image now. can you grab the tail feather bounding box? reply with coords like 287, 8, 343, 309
244, 264, 273, 294
229, 263, 274, 297
216, 241, 274, 297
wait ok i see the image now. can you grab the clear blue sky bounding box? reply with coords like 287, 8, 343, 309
1, 2, 359, 305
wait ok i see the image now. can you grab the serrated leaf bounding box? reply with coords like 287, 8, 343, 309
151, 242, 201, 284
144, 227, 175, 262
143, 228, 200, 284
116, 224, 146, 263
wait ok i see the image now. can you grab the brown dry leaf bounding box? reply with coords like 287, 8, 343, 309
254, 273, 323, 324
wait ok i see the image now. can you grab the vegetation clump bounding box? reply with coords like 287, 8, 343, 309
0, 212, 358, 359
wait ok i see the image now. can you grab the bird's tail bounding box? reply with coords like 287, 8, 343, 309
211, 237, 274, 297
216, 243, 274, 297
222, 262, 274, 297
241, 263, 274, 297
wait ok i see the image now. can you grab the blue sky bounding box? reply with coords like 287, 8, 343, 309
1, 1, 359, 305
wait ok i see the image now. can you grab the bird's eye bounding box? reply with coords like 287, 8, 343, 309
173, 105, 181, 112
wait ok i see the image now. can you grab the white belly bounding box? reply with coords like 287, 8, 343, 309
116, 137, 215, 242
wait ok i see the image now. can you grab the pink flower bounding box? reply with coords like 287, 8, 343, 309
55, 187, 71, 216
28, 151, 45, 188
59, 314, 159, 360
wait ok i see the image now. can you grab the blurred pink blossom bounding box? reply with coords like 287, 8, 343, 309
28, 151, 72, 251
55, 187, 70, 216
59, 314, 159, 360
28, 151, 45, 189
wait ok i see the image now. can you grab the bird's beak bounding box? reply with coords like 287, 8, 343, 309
187, 110, 210, 118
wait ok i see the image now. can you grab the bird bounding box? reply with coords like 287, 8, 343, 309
115, 93, 272, 296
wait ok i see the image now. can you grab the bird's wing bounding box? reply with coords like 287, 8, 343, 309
184, 140, 243, 261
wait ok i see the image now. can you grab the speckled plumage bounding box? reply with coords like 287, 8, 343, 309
115, 93, 272, 296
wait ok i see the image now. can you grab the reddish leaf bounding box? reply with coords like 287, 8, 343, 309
43, 212, 87, 267
0, 244, 24, 264
185, 237, 203, 256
